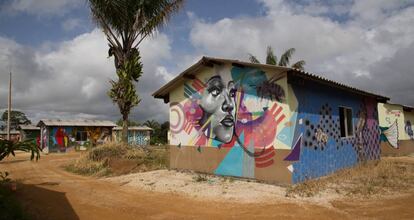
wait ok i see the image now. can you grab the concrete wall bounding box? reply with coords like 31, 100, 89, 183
168, 63, 381, 184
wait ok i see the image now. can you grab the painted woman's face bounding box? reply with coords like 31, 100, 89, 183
200, 75, 236, 143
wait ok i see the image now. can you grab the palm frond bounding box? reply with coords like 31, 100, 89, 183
134, 0, 184, 47
291, 60, 306, 70
0, 139, 40, 161
279, 48, 296, 67
265, 46, 277, 65
248, 54, 261, 63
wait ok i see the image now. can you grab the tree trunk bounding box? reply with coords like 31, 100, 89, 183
122, 114, 128, 144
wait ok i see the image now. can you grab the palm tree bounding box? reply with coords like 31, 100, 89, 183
249, 46, 306, 70
143, 119, 160, 130
88, 0, 184, 143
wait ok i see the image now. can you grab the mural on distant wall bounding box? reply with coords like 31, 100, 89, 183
405, 120, 413, 140
380, 121, 399, 148
45, 126, 111, 152
114, 130, 150, 145
171, 66, 288, 177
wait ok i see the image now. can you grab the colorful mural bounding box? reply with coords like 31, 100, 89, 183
170, 65, 291, 178
405, 120, 413, 140
168, 64, 382, 183
291, 83, 381, 182
113, 129, 151, 145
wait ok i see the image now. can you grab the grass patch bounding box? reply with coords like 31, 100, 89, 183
286, 159, 414, 198
64, 143, 168, 177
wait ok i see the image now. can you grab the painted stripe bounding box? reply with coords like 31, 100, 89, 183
274, 106, 283, 117
184, 84, 196, 93
255, 160, 274, 168
255, 150, 275, 162
276, 114, 286, 125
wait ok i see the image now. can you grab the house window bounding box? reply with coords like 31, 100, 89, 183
339, 107, 353, 137
76, 131, 87, 142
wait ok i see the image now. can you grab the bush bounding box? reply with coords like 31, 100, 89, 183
64, 143, 168, 176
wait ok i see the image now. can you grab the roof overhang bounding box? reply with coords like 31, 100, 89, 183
152, 56, 389, 103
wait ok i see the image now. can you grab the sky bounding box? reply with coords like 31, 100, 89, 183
1, 0, 414, 124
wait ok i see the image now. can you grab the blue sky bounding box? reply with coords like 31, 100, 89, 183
1, 0, 414, 123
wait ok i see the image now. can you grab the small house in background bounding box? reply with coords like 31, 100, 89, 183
37, 119, 116, 153
112, 126, 153, 145
0, 129, 20, 142
378, 103, 414, 155
19, 124, 40, 144
153, 56, 389, 184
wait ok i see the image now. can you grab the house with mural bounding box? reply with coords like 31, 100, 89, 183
19, 124, 40, 145
153, 56, 389, 184
112, 126, 153, 145
37, 119, 116, 153
378, 103, 414, 155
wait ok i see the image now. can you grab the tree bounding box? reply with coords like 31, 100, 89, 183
88, 0, 184, 143
143, 119, 160, 130
249, 46, 306, 70
115, 119, 141, 127
1, 110, 31, 130
143, 120, 169, 145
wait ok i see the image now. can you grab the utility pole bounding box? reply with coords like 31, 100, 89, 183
7, 72, 11, 140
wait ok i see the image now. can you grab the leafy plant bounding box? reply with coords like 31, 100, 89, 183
0, 139, 40, 161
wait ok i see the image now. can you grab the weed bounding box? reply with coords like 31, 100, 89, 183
193, 174, 209, 182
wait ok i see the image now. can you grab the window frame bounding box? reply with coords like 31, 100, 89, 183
339, 106, 354, 138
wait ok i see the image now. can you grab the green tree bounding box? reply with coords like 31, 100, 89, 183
249, 46, 306, 70
88, 0, 184, 143
1, 110, 31, 130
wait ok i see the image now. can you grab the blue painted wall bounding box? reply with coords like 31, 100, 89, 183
290, 79, 381, 183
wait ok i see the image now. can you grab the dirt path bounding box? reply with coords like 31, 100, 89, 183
1, 152, 413, 220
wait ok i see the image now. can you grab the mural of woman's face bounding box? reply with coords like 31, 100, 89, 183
200, 75, 236, 143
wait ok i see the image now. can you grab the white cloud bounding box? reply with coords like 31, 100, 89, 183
3, 0, 81, 16
62, 18, 83, 31
0, 29, 173, 123
187, 0, 414, 105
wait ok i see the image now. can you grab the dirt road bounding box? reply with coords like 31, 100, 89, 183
1, 152, 413, 220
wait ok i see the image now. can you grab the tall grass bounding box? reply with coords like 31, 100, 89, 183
64, 143, 168, 176
286, 159, 414, 198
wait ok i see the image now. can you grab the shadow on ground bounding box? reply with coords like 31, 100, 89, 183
15, 182, 79, 220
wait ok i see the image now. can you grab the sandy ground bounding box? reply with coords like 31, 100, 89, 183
104, 170, 341, 206
1, 152, 414, 220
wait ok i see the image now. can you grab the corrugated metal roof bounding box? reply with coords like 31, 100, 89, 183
37, 119, 116, 127
19, 125, 40, 130
152, 56, 389, 102
112, 126, 153, 131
